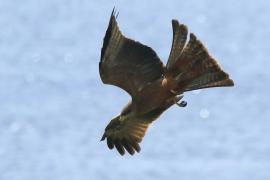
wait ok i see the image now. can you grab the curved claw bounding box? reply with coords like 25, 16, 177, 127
175, 100, 187, 107
173, 94, 186, 107
179, 101, 187, 107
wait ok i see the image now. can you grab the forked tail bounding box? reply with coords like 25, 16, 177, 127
165, 20, 234, 93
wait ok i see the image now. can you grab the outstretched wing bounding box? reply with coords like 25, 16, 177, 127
99, 9, 164, 99
100, 115, 151, 155
100, 101, 174, 156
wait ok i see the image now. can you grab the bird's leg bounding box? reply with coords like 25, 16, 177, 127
174, 94, 187, 107
170, 89, 178, 95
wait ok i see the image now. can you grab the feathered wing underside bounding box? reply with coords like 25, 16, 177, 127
100, 97, 178, 155
166, 20, 234, 92
101, 115, 151, 155
100, 94, 179, 156
99, 9, 164, 99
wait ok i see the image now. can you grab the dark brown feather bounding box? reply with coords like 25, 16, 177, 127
166, 20, 188, 69
106, 137, 114, 149
99, 10, 164, 100
122, 139, 135, 155
114, 140, 125, 155
128, 137, 141, 153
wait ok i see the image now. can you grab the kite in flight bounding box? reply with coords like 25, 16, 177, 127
99, 9, 234, 155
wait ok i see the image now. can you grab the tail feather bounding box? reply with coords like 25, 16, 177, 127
184, 72, 233, 91
185, 78, 234, 92
166, 20, 188, 69
167, 33, 210, 77
166, 30, 234, 92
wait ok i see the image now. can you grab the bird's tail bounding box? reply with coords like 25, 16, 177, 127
165, 30, 234, 93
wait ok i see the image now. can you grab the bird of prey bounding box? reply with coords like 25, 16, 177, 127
99, 9, 234, 155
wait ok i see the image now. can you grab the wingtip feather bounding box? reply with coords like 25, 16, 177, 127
100, 133, 106, 141
227, 79, 235, 86
172, 19, 179, 27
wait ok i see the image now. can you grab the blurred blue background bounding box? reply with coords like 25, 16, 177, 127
0, 0, 269, 179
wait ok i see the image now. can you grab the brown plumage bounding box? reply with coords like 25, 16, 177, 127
99, 9, 234, 156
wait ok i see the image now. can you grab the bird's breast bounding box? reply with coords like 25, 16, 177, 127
135, 79, 174, 114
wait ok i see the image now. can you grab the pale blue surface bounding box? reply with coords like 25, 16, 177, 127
0, 0, 270, 180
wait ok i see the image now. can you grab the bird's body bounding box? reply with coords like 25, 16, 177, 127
99, 9, 234, 155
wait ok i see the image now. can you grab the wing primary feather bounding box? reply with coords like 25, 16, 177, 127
100, 133, 106, 141
107, 137, 114, 149
122, 139, 135, 155
128, 136, 141, 152
100, 9, 115, 61
114, 139, 125, 155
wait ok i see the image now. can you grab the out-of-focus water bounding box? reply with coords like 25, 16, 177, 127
0, 0, 269, 179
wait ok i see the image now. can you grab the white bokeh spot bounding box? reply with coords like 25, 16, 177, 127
200, 108, 210, 119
